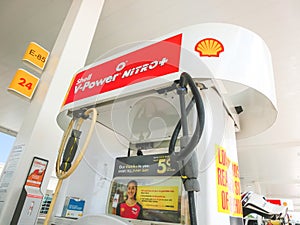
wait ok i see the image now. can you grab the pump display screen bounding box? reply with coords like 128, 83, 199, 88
107, 154, 188, 224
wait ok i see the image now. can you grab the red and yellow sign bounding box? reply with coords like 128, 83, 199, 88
8, 69, 39, 99
22, 42, 49, 70
195, 38, 224, 57
25, 158, 48, 188
216, 145, 242, 217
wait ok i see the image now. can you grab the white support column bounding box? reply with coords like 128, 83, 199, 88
0, 0, 105, 224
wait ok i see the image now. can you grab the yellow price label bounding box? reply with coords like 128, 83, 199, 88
22, 42, 49, 70
8, 69, 39, 99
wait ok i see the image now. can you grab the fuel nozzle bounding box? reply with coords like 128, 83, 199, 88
59, 129, 82, 172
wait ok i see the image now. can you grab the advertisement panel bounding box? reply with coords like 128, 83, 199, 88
25, 157, 48, 188
113, 153, 180, 177
108, 177, 184, 224
108, 154, 187, 224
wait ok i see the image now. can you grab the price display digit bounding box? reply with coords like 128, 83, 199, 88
157, 157, 171, 174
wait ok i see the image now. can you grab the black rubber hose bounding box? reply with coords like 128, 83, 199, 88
188, 191, 198, 225
175, 72, 205, 161
168, 97, 195, 154
167, 72, 204, 225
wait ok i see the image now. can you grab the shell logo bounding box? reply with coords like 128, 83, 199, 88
282, 201, 288, 206
194, 38, 224, 57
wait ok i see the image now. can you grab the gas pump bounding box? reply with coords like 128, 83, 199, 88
47, 23, 277, 225
242, 191, 289, 225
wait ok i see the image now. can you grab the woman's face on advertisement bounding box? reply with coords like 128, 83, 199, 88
127, 182, 137, 199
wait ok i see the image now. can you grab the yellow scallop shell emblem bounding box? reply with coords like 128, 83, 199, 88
194, 38, 224, 57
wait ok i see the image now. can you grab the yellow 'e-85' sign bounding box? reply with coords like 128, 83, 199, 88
22, 42, 49, 70
8, 69, 39, 99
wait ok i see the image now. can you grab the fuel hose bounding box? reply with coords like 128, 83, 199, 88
170, 72, 205, 161
169, 72, 206, 225
43, 108, 97, 225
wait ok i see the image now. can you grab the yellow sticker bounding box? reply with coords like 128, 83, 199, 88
8, 69, 39, 99
215, 145, 243, 217
22, 42, 49, 70
137, 186, 178, 211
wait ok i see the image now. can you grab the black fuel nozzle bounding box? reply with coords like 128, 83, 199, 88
60, 129, 82, 172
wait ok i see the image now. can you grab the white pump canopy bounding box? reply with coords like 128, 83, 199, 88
57, 23, 277, 140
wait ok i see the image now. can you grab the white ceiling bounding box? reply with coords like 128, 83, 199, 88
1, 0, 300, 211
